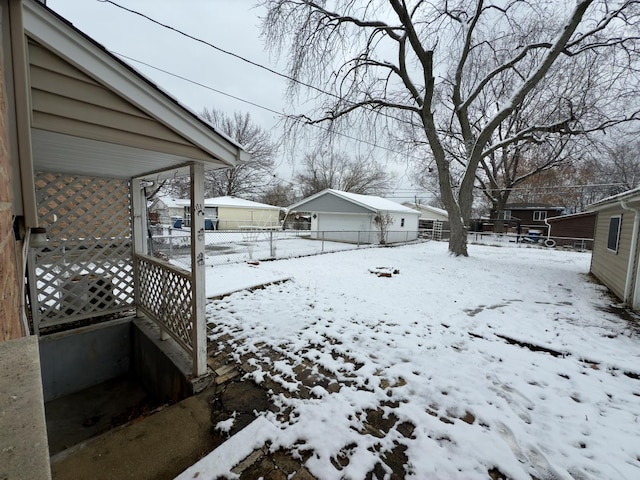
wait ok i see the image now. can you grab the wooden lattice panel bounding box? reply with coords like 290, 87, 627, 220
31, 173, 134, 330
136, 254, 193, 353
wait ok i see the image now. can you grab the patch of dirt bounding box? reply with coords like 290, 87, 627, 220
495, 334, 566, 358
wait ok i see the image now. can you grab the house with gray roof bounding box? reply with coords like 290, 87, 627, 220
288, 189, 420, 244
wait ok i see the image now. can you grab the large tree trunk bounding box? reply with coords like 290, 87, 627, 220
448, 213, 468, 256
492, 194, 510, 233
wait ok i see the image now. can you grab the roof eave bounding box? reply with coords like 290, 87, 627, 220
23, 0, 247, 169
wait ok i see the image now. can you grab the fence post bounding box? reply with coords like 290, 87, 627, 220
322, 231, 325, 252
270, 230, 275, 258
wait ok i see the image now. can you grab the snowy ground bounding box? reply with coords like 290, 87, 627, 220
193, 241, 640, 479
155, 229, 374, 269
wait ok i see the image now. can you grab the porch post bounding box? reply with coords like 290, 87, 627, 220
131, 178, 145, 315
190, 163, 207, 376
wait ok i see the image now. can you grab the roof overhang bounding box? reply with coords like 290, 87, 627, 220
22, 0, 250, 179
588, 187, 640, 212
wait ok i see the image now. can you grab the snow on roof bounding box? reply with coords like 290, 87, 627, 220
403, 202, 448, 217
205, 196, 281, 209
291, 189, 420, 214
154, 196, 189, 208
505, 203, 564, 210
155, 195, 280, 209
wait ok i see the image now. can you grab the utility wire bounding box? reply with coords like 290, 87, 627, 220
100, 0, 353, 104
98, 0, 414, 125
111, 51, 427, 161
98, 1, 627, 196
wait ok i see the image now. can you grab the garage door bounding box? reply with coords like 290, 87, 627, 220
317, 213, 373, 243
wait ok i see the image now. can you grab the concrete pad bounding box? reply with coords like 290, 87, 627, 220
51, 389, 221, 480
174, 416, 279, 480
0, 336, 51, 480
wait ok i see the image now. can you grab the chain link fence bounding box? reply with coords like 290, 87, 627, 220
468, 232, 593, 250
148, 226, 427, 270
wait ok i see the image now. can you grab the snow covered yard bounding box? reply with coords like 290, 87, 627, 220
201, 241, 640, 479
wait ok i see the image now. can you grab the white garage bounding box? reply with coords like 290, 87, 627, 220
288, 189, 420, 244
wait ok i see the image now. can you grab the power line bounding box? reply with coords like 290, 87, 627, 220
98, 1, 415, 125
476, 183, 628, 192
99, 0, 350, 105
110, 51, 426, 161
113, 52, 284, 117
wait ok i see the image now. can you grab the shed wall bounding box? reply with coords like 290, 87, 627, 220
547, 215, 596, 238
590, 207, 634, 301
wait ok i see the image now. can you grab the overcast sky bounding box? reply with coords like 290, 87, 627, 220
45, 0, 428, 203
47, 0, 285, 127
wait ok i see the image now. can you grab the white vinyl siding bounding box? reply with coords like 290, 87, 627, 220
591, 209, 634, 301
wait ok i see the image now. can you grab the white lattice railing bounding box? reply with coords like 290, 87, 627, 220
30, 173, 135, 333
135, 253, 194, 355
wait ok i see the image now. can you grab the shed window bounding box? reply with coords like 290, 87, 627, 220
502, 210, 512, 220
401, 218, 405, 227
533, 211, 547, 221
607, 215, 622, 253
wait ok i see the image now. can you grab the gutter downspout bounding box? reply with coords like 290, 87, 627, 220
621, 200, 640, 305
544, 218, 552, 241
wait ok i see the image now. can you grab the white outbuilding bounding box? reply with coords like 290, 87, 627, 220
288, 189, 420, 244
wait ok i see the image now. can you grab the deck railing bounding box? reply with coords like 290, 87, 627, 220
135, 253, 194, 356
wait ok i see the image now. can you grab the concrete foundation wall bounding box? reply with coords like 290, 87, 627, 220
131, 318, 195, 402
39, 318, 131, 402
40, 316, 200, 405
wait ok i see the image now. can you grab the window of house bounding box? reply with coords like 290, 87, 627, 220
607, 215, 622, 253
401, 218, 405, 227
502, 210, 511, 220
533, 211, 547, 221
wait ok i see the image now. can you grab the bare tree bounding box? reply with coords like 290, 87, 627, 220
200, 109, 278, 199
295, 151, 395, 197
373, 212, 394, 245
258, 181, 300, 207
262, 0, 640, 255
594, 138, 640, 195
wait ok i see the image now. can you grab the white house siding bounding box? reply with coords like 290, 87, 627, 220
217, 206, 280, 230
290, 190, 421, 245
314, 212, 375, 244
385, 213, 420, 243
590, 205, 636, 302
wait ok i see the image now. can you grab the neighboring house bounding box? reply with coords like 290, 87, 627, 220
0, 1, 249, 476
149, 196, 191, 225
150, 195, 281, 229
205, 196, 281, 230
485, 203, 565, 234
402, 202, 449, 223
545, 211, 596, 249
402, 202, 449, 238
588, 187, 640, 309
288, 189, 420, 244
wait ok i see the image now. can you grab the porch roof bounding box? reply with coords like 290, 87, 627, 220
23, 0, 250, 180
